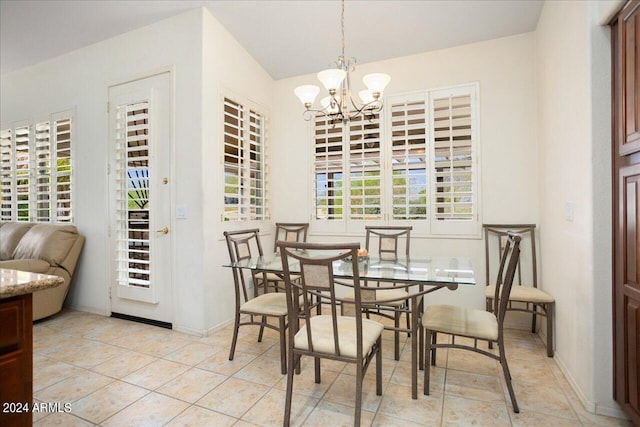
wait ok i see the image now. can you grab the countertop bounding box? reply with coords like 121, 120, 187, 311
0, 268, 64, 299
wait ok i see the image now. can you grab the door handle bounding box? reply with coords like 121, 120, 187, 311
156, 227, 169, 235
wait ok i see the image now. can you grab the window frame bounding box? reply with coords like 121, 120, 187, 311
310, 83, 481, 238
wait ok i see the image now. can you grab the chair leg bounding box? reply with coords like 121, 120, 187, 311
430, 332, 437, 366
531, 303, 537, 333
546, 303, 554, 357
376, 337, 382, 395
229, 313, 240, 361
283, 349, 296, 427
498, 337, 519, 413
314, 357, 321, 383
423, 329, 432, 395
405, 300, 411, 337
394, 311, 400, 361
418, 322, 424, 371
279, 317, 287, 375
258, 315, 266, 342
354, 367, 363, 427
487, 298, 494, 350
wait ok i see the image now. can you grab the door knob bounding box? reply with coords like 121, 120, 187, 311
156, 227, 169, 234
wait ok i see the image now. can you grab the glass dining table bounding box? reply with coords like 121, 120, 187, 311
224, 252, 476, 399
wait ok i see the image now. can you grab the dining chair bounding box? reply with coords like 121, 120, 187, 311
254, 222, 310, 295
423, 232, 522, 412
223, 229, 289, 374
484, 224, 555, 357
345, 225, 412, 360
278, 240, 384, 427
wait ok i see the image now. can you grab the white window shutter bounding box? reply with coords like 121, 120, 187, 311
348, 113, 382, 220
0, 129, 13, 221
314, 115, 344, 220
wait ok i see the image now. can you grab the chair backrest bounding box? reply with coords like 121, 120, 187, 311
278, 240, 365, 359
483, 224, 536, 289
274, 222, 309, 251
224, 228, 264, 303
493, 232, 522, 325
365, 226, 412, 261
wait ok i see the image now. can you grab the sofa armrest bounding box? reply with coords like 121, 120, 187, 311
0, 258, 51, 274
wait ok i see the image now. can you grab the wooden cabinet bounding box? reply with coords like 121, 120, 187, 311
0, 294, 33, 426
612, 1, 640, 425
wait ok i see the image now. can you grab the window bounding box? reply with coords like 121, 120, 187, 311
0, 112, 74, 223
222, 97, 269, 221
312, 83, 479, 237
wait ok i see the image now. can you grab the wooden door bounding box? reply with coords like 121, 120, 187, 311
612, 1, 640, 424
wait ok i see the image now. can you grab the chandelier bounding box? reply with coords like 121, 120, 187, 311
293, 0, 391, 124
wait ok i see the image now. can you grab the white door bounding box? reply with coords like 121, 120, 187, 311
108, 72, 173, 326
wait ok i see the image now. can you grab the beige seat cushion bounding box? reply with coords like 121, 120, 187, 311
344, 288, 408, 307
0, 222, 34, 260
423, 304, 498, 341
240, 293, 288, 316
294, 315, 384, 358
485, 284, 555, 304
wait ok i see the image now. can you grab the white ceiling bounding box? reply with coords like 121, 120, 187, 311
0, 0, 544, 79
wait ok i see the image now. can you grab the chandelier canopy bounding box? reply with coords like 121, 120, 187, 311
294, 0, 391, 124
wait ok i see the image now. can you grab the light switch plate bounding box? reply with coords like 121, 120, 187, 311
176, 204, 187, 219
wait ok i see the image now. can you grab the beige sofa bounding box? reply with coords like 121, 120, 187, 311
0, 222, 85, 320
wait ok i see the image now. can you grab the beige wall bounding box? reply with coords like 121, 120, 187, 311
536, 0, 618, 417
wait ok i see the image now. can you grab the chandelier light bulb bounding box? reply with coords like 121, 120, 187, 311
359, 90, 375, 105
362, 73, 391, 97
294, 85, 320, 108
317, 69, 347, 93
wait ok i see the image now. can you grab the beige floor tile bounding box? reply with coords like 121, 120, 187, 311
233, 332, 279, 355
112, 328, 192, 357
197, 377, 270, 418
164, 341, 222, 365
157, 367, 227, 403
165, 405, 237, 427
35, 369, 114, 403
378, 383, 443, 425
274, 365, 340, 398
510, 408, 583, 426
197, 348, 257, 376
44, 339, 129, 368
446, 348, 500, 376
508, 357, 559, 386
371, 413, 428, 427
70, 380, 149, 424
233, 353, 287, 386
33, 357, 86, 392
510, 381, 578, 420
122, 359, 190, 390
392, 361, 444, 394
322, 372, 384, 413
34, 412, 95, 426
90, 350, 158, 379
242, 387, 318, 427
444, 369, 505, 404
101, 392, 189, 426
302, 400, 376, 427
442, 394, 511, 426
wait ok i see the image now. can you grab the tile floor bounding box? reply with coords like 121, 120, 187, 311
30, 310, 631, 426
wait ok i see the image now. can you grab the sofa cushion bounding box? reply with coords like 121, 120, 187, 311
13, 224, 79, 267
0, 258, 51, 274
0, 222, 34, 260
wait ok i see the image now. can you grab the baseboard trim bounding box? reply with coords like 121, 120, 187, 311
110, 312, 172, 330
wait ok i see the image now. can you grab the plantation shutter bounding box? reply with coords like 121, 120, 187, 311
314, 115, 344, 220
389, 96, 428, 220
15, 125, 31, 221
115, 101, 152, 288
223, 98, 244, 221
430, 85, 478, 235
54, 117, 72, 222
34, 121, 51, 222
222, 97, 268, 221
348, 113, 382, 220
248, 109, 267, 220
0, 129, 13, 221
